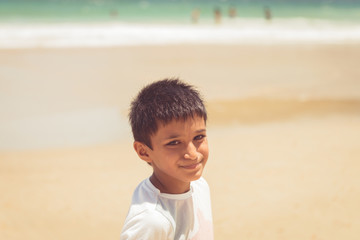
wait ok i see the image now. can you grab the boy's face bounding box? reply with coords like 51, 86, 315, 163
140, 115, 208, 193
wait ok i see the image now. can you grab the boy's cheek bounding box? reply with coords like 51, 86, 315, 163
199, 143, 209, 158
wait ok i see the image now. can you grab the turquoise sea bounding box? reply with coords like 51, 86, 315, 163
1, 0, 360, 23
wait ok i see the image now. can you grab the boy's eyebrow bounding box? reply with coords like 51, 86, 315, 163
164, 129, 206, 140
196, 129, 207, 133
165, 135, 180, 140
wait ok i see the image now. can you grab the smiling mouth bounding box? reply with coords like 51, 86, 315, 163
180, 160, 203, 169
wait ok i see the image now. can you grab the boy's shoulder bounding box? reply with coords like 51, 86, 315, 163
127, 178, 160, 217
120, 208, 174, 240
120, 208, 173, 237
120, 178, 174, 239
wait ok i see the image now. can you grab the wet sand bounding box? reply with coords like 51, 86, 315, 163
0, 44, 360, 239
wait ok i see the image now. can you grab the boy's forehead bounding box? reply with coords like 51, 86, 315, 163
155, 116, 206, 136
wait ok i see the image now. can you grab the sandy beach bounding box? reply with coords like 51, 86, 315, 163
1, 44, 360, 239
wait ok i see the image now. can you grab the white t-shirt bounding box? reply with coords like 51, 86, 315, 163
120, 177, 214, 240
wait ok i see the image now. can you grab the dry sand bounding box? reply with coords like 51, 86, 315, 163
0, 44, 360, 239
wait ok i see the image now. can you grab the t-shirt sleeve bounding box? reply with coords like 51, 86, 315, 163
120, 210, 173, 240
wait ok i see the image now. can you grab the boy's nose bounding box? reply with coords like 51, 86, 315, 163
184, 142, 199, 160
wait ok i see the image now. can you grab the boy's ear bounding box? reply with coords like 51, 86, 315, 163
133, 141, 152, 164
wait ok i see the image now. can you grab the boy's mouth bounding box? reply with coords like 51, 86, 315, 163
180, 160, 203, 169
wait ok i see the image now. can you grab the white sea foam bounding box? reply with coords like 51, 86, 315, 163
0, 18, 360, 48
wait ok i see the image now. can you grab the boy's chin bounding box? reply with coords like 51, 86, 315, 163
188, 171, 204, 182
191, 175, 202, 182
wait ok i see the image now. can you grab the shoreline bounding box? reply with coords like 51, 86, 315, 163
1, 20, 360, 49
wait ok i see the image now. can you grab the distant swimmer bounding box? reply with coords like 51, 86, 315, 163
228, 6, 237, 18
214, 7, 221, 24
109, 9, 118, 18
191, 8, 200, 24
264, 6, 272, 21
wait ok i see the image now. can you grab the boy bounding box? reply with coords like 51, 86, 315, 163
120, 79, 214, 240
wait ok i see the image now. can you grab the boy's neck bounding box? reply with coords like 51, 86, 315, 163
150, 174, 191, 194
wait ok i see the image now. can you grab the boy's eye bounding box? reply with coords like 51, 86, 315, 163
166, 140, 180, 146
194, 134, 206, 141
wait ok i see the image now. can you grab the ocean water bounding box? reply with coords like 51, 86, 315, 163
1, 0, 360, 23
1, 0, 360, 47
